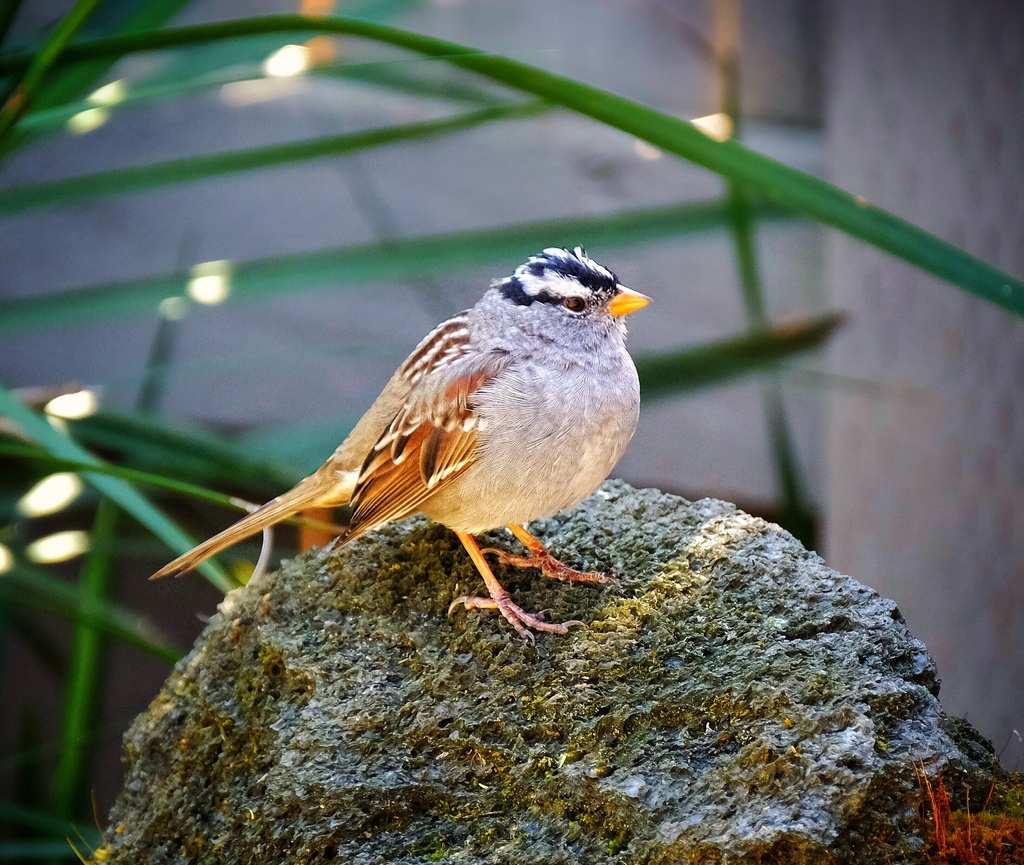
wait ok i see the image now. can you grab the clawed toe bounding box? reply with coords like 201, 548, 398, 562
448, 592, 583, 640
482, 545, 619, 587
452, 530, 603, 639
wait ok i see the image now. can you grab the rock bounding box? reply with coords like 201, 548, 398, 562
96, 482, 993, 864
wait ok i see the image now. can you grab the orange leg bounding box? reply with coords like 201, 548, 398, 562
448, 531, 583, 640
298, 506, 339, 551
480, 524, 620, 587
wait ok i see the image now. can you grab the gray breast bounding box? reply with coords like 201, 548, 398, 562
420, 349, 640, 533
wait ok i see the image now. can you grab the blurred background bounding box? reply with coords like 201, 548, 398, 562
0, 0, 1021, 856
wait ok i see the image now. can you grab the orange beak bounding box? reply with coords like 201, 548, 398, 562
607, 285, 652, 317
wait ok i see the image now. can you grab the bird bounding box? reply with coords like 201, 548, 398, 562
151, 247, 650, 638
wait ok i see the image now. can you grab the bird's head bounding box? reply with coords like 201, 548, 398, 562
494, 247, 650, 329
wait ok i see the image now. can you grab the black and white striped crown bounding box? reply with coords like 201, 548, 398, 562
499, 247, 620, 306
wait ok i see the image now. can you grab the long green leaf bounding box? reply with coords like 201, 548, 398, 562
725, 181, 814, 546
0, 566, 180, 663
0, 442, 338, 538
0, 839, 84, 860
3, 15, 1017, 314
0, 601, 64, 675
240, 414, 367, 469
50, 499, 116, 819
727, 184, 768, 326
0, 101, 547, 215
0, 0, 193, 157
13, 68, 243, 137
15, 58, 503, 138
316, 58, 506, 105
65, 410, 297, 492
0, 385, 235, 592
0, 442, 265, 512
635, 313, 844, 400
0, 0, 22, 53
11, 0, 191, 113
0, 0, 103, 140
0, 198, 794, 332
0, 802, 98, 843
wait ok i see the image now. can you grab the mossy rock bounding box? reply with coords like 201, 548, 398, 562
96, 482, 994, 864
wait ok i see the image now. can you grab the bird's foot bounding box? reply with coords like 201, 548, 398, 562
481, 543, 620, 587
448, 591, 583, 641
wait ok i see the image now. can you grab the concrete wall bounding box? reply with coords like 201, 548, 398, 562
824, 0, 1024, 769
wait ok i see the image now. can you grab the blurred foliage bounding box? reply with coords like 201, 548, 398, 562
1, 4, 1021, 861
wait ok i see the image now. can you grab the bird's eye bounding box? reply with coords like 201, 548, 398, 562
564, 296, 586, 312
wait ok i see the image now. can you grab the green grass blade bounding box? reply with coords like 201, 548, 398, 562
0, 17, 312, 73
0, 101, 548, 215
725, 182, 814, 546
9, 710, 45, 829
5, 15, 1017, 314
316, 58, 506, 105
0, 274, 185, 332
0, 603, 64, 674
726, 184, 768, 326
239, 413, 365, 469
0, 839, 85, 860
0, 197, 794, 332
0, 385, 236, 592
0, 0, 22, 52
0, 441, 268, 510
50, 499, 115, 820
0, 0, 192, 157
762, 384, 814, 544
13, 67, 246, 137
14, 57, 502, 140
0, 565, 180, 664
0, 0, 103, 140
0, 803, 98, 843
10, 0, 191, 113
634, 313, 844, 400
64, 410, 298, 492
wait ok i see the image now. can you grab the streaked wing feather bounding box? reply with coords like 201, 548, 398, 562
345, 332, 505, 537
420, 423, 478, 487
348, 469, 433, 530
349, 421, 476, 533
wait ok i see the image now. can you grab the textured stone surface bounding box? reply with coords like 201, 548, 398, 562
97, 483, 993, 864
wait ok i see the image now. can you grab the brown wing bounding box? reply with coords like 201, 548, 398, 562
344, 363, 498, 538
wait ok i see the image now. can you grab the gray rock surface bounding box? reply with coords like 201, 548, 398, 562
97, 482, 993, 864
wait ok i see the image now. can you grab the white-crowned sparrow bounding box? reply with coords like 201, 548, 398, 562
152, 247, 650, 638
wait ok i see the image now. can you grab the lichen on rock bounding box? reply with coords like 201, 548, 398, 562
96, 482, 994, 864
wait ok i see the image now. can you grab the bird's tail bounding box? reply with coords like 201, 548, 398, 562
150, 469, 356, 580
